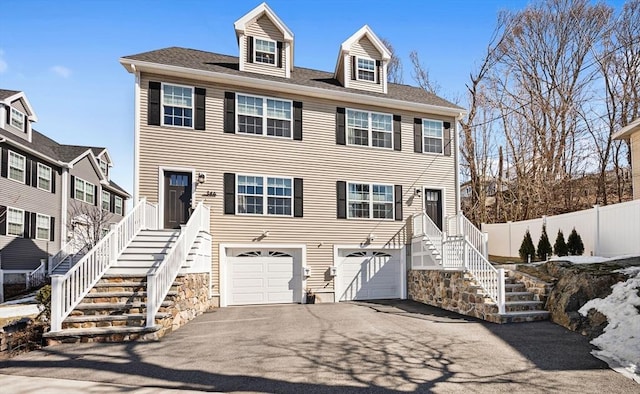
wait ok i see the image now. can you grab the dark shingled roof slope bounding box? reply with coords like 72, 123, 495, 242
0, 89, 20, 100
122, 47, 464, 111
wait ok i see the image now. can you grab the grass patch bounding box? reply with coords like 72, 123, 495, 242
488, 255, 524, 264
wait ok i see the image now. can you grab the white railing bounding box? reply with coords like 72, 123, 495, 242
50, 198, 156, 332
48, 241, 75, 276
442, 236, 505, 314
145, 201, 159, 230
146, 201, 210, 327
26, 260, 47, 290
446, 213, 488, 259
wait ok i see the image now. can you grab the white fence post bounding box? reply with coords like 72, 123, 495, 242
498, 268, 506, 314
507, 221, 513, 257
593, 204, 600, 256
50, 274, 63, 332
0, 268, 4, 303
483, 231, 489, 260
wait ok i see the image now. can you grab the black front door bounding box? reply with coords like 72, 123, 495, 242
424, 189, 443, 230
164, 171, 192, 229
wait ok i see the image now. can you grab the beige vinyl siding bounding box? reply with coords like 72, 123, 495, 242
242, 15, 287, 78
348, 36, 384, 94
632, 133, 640, 200
138, 72, 456, 295
0, 147, 61, 270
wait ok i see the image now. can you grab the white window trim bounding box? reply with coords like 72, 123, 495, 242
75, 177, 96, 204
99, 159, 109, 178
35, 213, 50, 241
235, 93, 293, 140
37, 163, 52, 192
235, 173, 294, 217
9, 107, 25, 130
6, 207, 25, 237
161, 82, 195, 129
114, 196, 123, 215
8, 150, 26, 184
355, 56, 377, 83
102, 190, 111, 211
346, 108, 394, 150
254, 37, 277, 66
421, 118, 444, 155
346, 181, 395, 221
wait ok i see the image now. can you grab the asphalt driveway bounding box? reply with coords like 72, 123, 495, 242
0, 300, 637, 393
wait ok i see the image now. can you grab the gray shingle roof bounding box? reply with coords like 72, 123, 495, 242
122, 47, 464, 110
0, 89, 20, 100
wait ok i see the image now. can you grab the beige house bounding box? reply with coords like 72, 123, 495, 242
120, 3, 465, 307
613, 117, 640, 200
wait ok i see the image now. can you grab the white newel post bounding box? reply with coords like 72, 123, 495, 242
50, 274, 63, 332
483, 232, 489, 260
0, 268, 4, 303
146, 274, 156, 328
109, 223, 118, 265
498, 268, 506, 314
463, 237, 468, 271
593, 204, 600, 256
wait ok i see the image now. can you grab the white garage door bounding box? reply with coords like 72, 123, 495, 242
227, 249, 302, 305
337, 249, 402, 301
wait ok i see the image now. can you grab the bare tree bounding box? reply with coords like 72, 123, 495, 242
380, 38, 403, 84
68, 201, 114, 251
409, 51, 441, 94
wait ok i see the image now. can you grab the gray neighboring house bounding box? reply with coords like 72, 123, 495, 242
0, 89, 130, 284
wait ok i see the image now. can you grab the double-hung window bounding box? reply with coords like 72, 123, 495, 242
237, 94, 292, 138
422, 119, 443, 154
7, 207, 24, 236
255, 38, 276, 65
8, 151, 26, 183
9, 108, 25, 130
163, 84, 193, 127
75, 178, 95, 204
102, 190, 110, 211
114, 196, 123, 215
237, 175, 292, 216
36, 213, 50, 240
347, 182, 394, 220
356, 57, 376, 81
37, 163, 52, 191
99, 159, 108, 178
347, 109, 392, 149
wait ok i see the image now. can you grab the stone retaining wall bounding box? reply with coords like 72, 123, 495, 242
507, 270, 552, 304
159, 272, 216, 337
408, 270, 500, 323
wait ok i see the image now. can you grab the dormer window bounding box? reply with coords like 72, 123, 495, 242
356, 57, 376, 82
255, 38, 277, 65
10, 108, 25, 130
99, 159, 108, 178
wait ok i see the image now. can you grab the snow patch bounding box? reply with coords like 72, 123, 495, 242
547, 255, 639, 264
579, 267, 640, 383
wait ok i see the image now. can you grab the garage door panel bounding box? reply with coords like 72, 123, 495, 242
338, 250, 402, 301
233, 278, 265, 288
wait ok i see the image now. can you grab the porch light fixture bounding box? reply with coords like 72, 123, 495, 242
197, 172, 207, 184
367, 233, 375, 242
415, 188, 421, 196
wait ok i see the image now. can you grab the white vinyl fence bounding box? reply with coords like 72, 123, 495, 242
482, 199, 640, 258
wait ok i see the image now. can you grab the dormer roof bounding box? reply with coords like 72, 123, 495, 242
338, 25, 391, 62
0, 89, 38, 122
234, 2, 294, 42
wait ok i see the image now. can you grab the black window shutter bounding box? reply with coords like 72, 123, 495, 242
24, 211, 31, 238
0, 205, 6, 235
51, 169, 56, 193
336, 181, 347, 219
4, 107, 9, 128
224, 92, 236, 133
25, 158, 32, 186
293, 101, 303, 140
70, 175, 76, 198
277, 41, 283, 68
50, 216, 55, 242
110, 193, 115, 213
293, 178, 303, 217
351, 56, 357, 80
414, 118, 423, 153
148, 81, 161, 126
224, 173, 236, 215
394, 185, 403, 221
195, 87, 206, 130
0, 147, 7, 178
393, 115, 401, 151
247, 36, 254, 63
336, 107, 346, 145
30, 212, 37, 239
24, 115, 28, 132
30, 160, 38, 187
443, 122, 452, 156
376, 60, 381, 84
94, 185, 99, 206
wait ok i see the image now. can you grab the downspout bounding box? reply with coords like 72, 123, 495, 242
133, 65, 141, 203
454, 113, 463, 215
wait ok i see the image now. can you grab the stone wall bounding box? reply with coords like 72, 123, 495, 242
159, 272, 217, 337
408, 270, 500, 323
507, 270, 552, 303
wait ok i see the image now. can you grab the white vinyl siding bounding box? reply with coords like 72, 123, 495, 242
346, 109, 392, 149
114, 196, 123, 215
237, 94, 292, 138
102, 190, 110, 211
37, 163, 52, 191
36, 213, 50, 240
8, 151, 26, 183
75, 177, 95, 204
9, 107, 25, 130
7, 207, 24, 237
237, 175, 292, 216
422, 119, 443, 154
347, 182, 394, 220
162, 83, 193, 128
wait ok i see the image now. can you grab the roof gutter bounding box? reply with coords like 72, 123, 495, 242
1, 136, 70, 169
120, 59, 467, 118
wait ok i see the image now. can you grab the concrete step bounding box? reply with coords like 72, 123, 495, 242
504, 291, 535, 302
44, 325, 163, 343
81, 291, 177, 304
498, 310, 550, 323
504, 300, 545, 312
505, 283, 526, 292
62, 313, 172, 329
